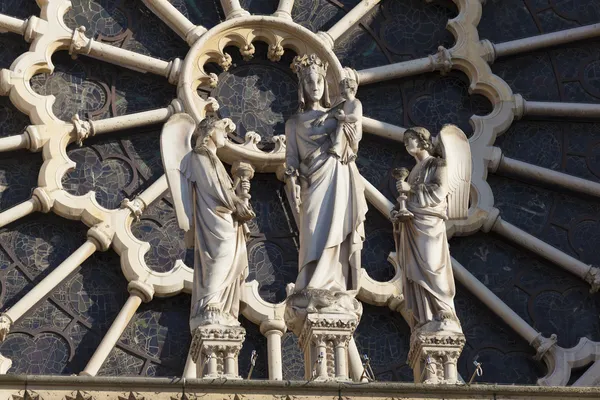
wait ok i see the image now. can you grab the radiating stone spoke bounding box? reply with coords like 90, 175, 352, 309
491, 150, 600, 199
273, 0, 294, 19
69, 26, 181, 84
357, 47, 452, 85
0, 133, 30, 152
220, 0, 250, 20
485, 212, 599, 292
362, 117, 406, 142
0, 13, 27, 36
141, 0, 207, 45
317, 0, 382, 48
514, 95, 600, 119
80, 281, 154, 376
488, 23, 600, 61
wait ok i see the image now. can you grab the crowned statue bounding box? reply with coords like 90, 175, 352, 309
284, 54, 368, 301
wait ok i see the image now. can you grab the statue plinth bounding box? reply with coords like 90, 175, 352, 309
408, 329, 465, 384
285, 289, 362, 381
190, 325, 246, 379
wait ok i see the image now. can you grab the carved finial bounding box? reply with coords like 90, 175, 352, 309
219, 53, 233, 71
243, 131, 261, 148
208, 72, 219, 88
268, 44, 285, 62
271, 135, 286, 153
0, 314, 12, 342
72, 114, 93, 146
433, 46, 452, 75
117, 393, 144, 400
241, 43, 255, 61
205, 97, 220, 114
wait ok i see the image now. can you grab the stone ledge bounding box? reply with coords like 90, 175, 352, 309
0, 375, 599, 399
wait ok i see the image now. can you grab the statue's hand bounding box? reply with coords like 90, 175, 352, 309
396, 181, 411, 194
312, 114, 328, 127
291, 183, 302, 215
335, 109, 346, 121
391, 209, 413, 223
234, 201, 255, 223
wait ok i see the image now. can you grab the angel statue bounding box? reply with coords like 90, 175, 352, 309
160, 112, 255, 330
391, 125, 471, 334
285, 54, 368, 298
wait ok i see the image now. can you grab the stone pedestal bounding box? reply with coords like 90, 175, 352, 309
284, 289, 362, 382
190, 325, 245, 379
298, 313, 357, 381
408, 330, 465, 384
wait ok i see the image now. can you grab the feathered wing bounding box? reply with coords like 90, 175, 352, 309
160, 113, 196, 231
438, 124, 472, 220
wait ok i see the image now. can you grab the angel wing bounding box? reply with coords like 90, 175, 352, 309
437, 124, 471, 220
160, 113, 196, 231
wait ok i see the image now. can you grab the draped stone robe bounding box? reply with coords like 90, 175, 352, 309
285, 109, 368, 293
396, 156, 457, 329
181, 147, 249, 330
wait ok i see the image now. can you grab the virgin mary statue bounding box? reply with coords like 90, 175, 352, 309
285, 54, 368, 295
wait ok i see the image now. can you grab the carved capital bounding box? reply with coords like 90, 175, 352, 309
185, 25, 207, 46
479, 39, 496, 63
0, 314, 13, 342
71, 114, 93, 146
316, 31, 334, 49
532, 333, 558, 361
167, 58, 182, 85
128, 280, 154, 303
168, 99, 184, 115
32, 187, 53, 213
69, 26, 92, 58
481, 207, 501, 233
585, 266, 600, 293
120, 198, 145, 222
87, 224, 114, 252
259, 319, 286, 336
268, 44, 285, 62
430, 46, 453, 75
513, 93, 525, 120
23, 16, 41, 43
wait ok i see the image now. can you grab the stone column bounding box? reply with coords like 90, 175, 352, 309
260, 319, 286, 380
273, 0, 294, 19
220, 0, 250, 19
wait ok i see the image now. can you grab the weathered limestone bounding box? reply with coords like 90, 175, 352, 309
273, 0, 294, 19
357, 47, 452, 85
220, 0, 250, 19
142, 0, 207, 45
81, 280, 154, 376
483, 210, 600, 292
190, 325, 246, 379
514, 94, 600, 119
488, 23, 600, 61
408, 330, 465, 384
317, 0, 381, 48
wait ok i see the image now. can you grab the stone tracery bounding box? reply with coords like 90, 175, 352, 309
0, 0, 596, 387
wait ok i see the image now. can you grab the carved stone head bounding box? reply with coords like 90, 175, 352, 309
195, 115, 235, 150
292, 54, 331, 111
404, 127, 434, 156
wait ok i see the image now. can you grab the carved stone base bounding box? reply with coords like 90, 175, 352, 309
190, 325, 245, 379
408, 330, 466, 384
285, 289, 362, 381
299, 313, 359, 381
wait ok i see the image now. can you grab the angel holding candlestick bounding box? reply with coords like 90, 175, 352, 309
160, 109, 254, 330
391, 125, 471, 334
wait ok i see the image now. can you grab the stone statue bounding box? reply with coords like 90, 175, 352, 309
313, 69, 362, 165
392, 125, 471, 334
284, 54, 368, 296
160, 112, 254, 329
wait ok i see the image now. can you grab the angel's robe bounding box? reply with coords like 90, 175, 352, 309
285, 109, 368, 293
181, 147, 248, 330
395, 155, 458, 329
